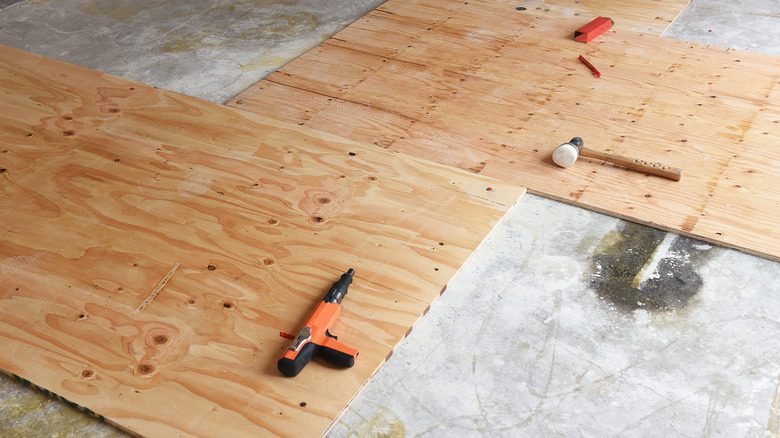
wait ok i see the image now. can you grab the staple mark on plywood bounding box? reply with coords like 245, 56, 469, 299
133, 263, 180, 314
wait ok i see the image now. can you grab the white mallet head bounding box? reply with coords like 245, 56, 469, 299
552, 137, 585, 168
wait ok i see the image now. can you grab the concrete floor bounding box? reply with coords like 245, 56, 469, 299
330, 195, 780, 437
662, 0, 780, 57
1, 0, 780, 436
0, 0, 385, 103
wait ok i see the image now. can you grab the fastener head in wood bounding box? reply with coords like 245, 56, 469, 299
552, 137, 584, 168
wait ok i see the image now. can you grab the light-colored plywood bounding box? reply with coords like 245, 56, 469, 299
371, 0, 690, 35
230, 0, 780, 261
0, 44, 524, 437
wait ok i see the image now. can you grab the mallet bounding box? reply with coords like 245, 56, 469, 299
552, 137, 682, 181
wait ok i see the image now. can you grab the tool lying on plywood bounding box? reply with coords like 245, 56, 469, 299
278, 269, 359, 377
578, 55, 601, 78
552, 137, 682, 181
575, 16, 613, 43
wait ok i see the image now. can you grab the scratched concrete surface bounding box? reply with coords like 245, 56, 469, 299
2, 0, 780, 437
329, 194, 780, 437
0, 375, 126, 438
662, 0, 780, 57
0, 0, 24, 10
0, 0, 385, 103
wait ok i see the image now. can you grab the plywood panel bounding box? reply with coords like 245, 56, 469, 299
372, 0, 690, 34
230, 0, 780, 261
0, 44, 524, 437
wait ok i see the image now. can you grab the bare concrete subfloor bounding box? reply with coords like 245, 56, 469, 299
1, 0, 779, 437
0, 0, 385, 103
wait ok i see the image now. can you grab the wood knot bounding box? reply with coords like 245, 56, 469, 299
136, 363, 155, 375
309, 214, 327, 224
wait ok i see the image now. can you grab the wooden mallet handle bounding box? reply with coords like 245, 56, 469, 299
579, 147, 683, 181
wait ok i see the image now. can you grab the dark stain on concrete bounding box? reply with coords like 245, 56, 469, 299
590, 222, 719, 312
0, 0, 25, 9
0, 0, 23, 9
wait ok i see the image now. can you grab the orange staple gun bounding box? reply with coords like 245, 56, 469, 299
278, 269, 359, 377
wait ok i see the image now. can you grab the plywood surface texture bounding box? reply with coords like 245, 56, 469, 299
230, 0, 780, 261
0, 44, 524, 437
437, 0, 691, 34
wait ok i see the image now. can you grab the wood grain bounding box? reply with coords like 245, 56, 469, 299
0, 44, 524, 437
229, 0, 780, 261
369, 0, 690, 35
